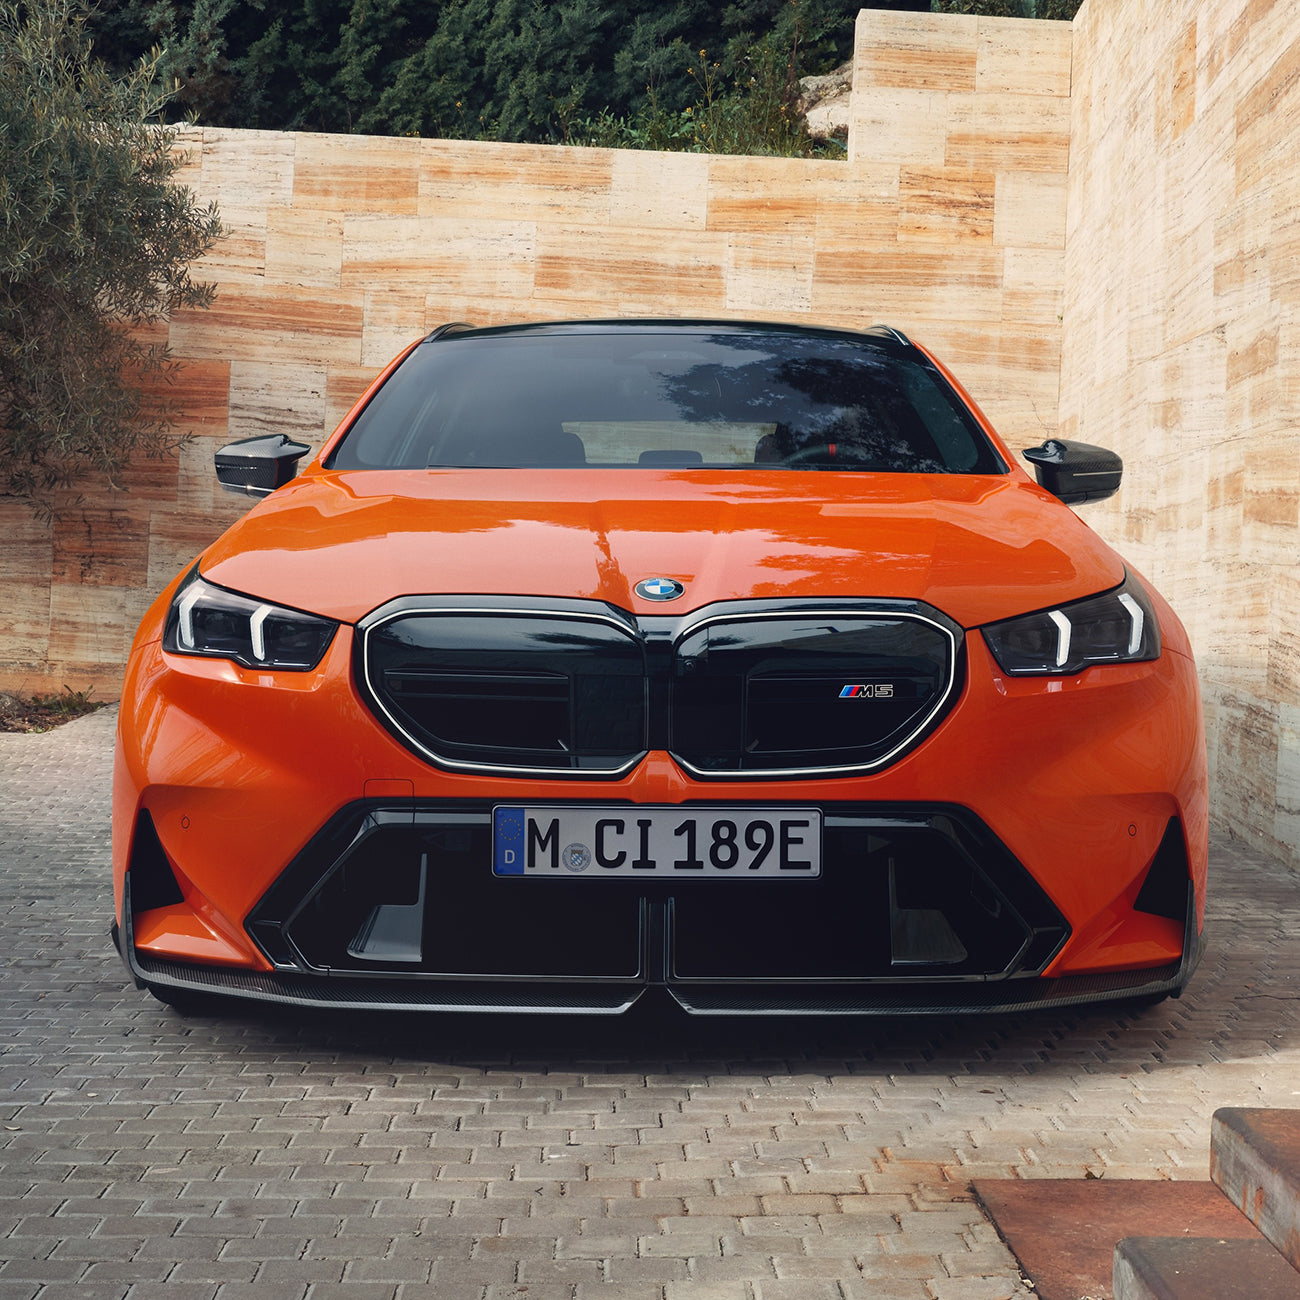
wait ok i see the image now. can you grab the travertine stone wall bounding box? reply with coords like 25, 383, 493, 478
1059, 0, 1300, 868
0, 7, 1072, 701
848, 10, 1072, 444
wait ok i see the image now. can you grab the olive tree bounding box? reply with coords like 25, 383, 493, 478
0, 0, 222, 514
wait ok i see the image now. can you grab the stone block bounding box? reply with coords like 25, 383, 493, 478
1113, 1236, 1299, 1300
1210, 1108, 1300, 1270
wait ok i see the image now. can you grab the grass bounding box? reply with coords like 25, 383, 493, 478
0, 686, 108, 733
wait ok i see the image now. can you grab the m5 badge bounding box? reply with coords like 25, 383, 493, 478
839, 683, 895, 698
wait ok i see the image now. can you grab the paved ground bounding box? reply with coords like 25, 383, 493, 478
2, 708, 1299, 1300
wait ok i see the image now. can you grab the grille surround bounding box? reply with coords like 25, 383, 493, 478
357, 595, 963, 780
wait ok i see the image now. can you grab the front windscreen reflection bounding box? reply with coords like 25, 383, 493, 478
328, 329, 1005, 475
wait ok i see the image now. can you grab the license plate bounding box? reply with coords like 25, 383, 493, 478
492, 806, 821, 878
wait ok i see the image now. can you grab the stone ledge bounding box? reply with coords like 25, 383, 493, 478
1113, 1235, 1299, 1300
1210, 1107, 1300, 1271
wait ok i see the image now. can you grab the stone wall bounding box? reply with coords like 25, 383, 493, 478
0, 8, 1072, 701
1059, 0, 1300, 867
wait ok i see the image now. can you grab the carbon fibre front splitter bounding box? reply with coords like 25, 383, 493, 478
113, 883, 1202, 1017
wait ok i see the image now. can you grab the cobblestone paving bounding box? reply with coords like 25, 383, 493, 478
2, 708, 1299, 1300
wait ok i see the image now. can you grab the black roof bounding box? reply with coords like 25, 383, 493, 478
425, 318, 915, 349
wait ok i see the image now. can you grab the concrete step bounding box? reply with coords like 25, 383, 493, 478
1113, 1236, 1300, 1300
1210, 1106, 1300, 1270
975, 1177, 1266, 1300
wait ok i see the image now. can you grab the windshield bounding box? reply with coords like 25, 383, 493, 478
327, 329, 1005, 474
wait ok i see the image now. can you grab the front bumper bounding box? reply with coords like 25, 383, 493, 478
114, 797, 1203, 1016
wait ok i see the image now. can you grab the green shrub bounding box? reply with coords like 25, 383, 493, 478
0, 0, 222, 514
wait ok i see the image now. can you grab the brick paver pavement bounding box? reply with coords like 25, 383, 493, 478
2, 707, 1298, 1300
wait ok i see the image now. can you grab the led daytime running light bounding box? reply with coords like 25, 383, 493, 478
175, 581, 203, 651
1117, 592, 1144, 655
1047, 609, 1071, 669
249, 604, 272, 662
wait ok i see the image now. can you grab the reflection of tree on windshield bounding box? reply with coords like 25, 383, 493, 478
332, 329, 1000, 473
799, 406, 946, 472
658, 344, 957, 471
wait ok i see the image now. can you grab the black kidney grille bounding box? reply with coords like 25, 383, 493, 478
745, 672, 943, 755
385, 671, 571, 754
671, 614, 956, 775
361, 603, 958, 778
365, 611, 647, 773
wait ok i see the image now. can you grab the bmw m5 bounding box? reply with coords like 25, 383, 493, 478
112, 320, 1208, 1015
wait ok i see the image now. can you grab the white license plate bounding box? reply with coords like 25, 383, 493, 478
492, 806, 821, 878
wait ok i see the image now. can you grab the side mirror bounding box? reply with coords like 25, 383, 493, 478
1022, 438, 1122, 505
215, 434, 312, 498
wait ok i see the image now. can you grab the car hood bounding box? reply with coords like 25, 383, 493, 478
199, 468, 1126, 628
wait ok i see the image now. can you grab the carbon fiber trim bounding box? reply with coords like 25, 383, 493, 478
128, 953, 642, 1015
116, 878, 1200, 1018
668, 965, 1186, 1016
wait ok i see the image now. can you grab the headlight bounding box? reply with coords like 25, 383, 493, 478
163, 569, 337, 671
981, 573, 1160, 676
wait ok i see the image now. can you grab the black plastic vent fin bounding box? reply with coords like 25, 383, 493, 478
1133, 818, 1190, 921
128, 810, 185, 913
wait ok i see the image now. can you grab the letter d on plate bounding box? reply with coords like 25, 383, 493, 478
494, 807, 525, 873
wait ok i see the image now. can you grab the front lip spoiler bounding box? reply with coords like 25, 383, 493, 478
113, 880, 641, 1015
113, 881, 1203, 1017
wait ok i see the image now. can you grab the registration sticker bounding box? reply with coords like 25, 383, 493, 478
492, 806, 821, 878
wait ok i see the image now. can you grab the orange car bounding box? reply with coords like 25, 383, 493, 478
112, 321, 1207, 1015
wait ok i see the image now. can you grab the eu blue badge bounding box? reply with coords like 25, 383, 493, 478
494, 807, 525, 874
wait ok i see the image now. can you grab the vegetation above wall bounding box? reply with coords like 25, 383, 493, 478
932, 1, 1079, 16
84, 0, 1078, 155
0, 0, 222, 515
83, 0, 870, 152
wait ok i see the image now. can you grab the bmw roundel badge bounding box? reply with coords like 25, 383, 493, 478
635, 576, 685, 601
